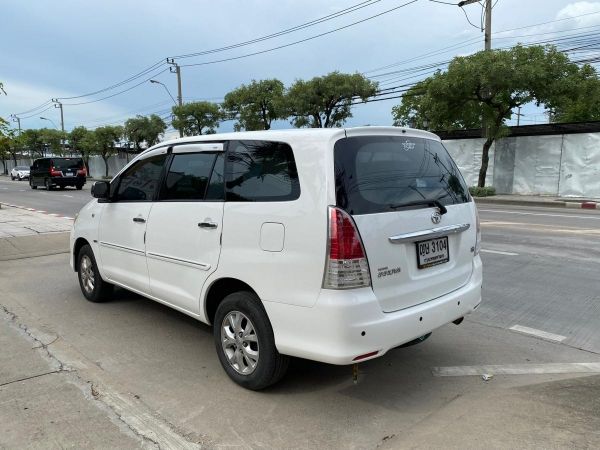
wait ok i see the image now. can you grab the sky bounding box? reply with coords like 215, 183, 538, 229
2, 0, 599, 138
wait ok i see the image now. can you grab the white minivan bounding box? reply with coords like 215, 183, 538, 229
71, 127, 482, 389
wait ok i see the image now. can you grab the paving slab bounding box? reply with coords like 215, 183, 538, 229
0, 316, 143, 449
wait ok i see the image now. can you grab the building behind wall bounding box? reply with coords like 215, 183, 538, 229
439, 122, 600, 199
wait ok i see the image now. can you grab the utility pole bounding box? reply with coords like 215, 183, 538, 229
484, 0, 492, 51
52, 99, 66, 153
516, 106, 522, 126
459, 0, 493, 187
458, 0, 491, 51
167, 58, 184, 137
9, 115, 21, 135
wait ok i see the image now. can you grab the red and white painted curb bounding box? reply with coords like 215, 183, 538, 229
565, 201, 599, 210
0, 202, 75, 220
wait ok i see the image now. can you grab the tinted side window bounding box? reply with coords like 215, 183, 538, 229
206, 153, 225, 201
225, 140, 300, 202
115, 154, 167, 202
161, 153, 217, 201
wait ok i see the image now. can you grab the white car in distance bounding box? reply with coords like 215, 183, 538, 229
70, 127, 482, 390
10, 165, 30, 180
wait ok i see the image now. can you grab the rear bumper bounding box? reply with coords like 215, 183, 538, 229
49, 176, 86, 186
264, 256, 483, 365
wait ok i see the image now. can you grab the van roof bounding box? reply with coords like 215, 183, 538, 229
147, 126, 440, 154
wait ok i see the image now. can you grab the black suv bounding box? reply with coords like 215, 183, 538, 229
30, 157, 87, 190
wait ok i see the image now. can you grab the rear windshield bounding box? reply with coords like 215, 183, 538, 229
334, 136, 469, 215
52, 158, 83, 170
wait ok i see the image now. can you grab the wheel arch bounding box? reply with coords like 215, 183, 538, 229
204, 278, 260, 325
73, 237, 91, 272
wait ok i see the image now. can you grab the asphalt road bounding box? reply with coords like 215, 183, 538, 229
0, 177, 93, 216
1, 201, 600, 447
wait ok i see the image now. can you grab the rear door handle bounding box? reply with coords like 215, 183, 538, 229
133, 217, 146, 223
198, 221, 218, 229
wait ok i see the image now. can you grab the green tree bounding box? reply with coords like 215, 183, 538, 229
39, 128, 67, 155
172, 102, 222, 136
223, 79, 286, 131
286, 72, 377, 128
18, 129, 44, 158
392, 45, 583, 187
70, 126, 91, 173
93, 126, 123, 178
124, 114, 167, 150
547, 64, 600, 122
0, 135, 11, 174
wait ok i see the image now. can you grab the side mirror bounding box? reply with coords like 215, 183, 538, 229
91, 181, 110, 200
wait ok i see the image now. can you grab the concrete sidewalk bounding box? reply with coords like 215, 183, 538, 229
0, 308, 142, 448
474, 194, 600, 209
0, 204, 73, 239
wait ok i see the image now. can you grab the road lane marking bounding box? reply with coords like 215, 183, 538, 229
509, 325, 567, 342
62, 194, 74, 198
432, 362, 600, 376
479, 209, 600, 220
482, 221, 600, 236
480, 249, 519, 256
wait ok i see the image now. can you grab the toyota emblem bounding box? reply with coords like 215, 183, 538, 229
431, 210, 442, 224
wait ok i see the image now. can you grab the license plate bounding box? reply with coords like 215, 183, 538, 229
66, 173, 74, 177
416, 236, 449, 269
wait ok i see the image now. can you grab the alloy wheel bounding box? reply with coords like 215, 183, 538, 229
80, 255, 95, 294
221, 311, 259, 375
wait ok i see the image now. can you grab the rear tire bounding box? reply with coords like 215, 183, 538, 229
214, 291, 289, 390
45, 178, 52, 191
77, 244, 113, 303
76, 184, 83, 190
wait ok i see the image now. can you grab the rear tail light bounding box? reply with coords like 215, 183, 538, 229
49, 166, 62, 177
474, 207, 481, 256
323, 206, 371, 289
77, 168, 87, 176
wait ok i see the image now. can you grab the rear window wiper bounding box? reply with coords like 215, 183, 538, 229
389, 199, 447, 215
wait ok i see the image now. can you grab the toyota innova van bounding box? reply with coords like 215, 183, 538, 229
70, 127, 482, 390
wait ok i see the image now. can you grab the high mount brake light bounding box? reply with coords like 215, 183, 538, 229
323, 207, 371, 290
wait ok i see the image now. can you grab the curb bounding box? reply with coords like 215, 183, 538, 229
474, 198, 599, 209
0, 202, 75, 220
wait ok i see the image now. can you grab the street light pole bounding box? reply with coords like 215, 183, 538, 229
149, 80, 177, 105
40, 116, 58, 129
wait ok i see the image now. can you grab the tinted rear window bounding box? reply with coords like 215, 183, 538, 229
334, 136, 469, 215
52, 158, 83, 169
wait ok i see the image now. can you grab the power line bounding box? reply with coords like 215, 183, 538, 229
170, 0, 386, 59
178, 0, 420, 68
62, 68, 169, 106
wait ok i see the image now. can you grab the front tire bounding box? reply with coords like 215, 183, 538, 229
11, 175, 15, 181
77, 244, 113, 303
214, 291, 289, 390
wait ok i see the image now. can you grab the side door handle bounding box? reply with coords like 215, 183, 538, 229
133, 217, 146, 223
198, 221, 218, 229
